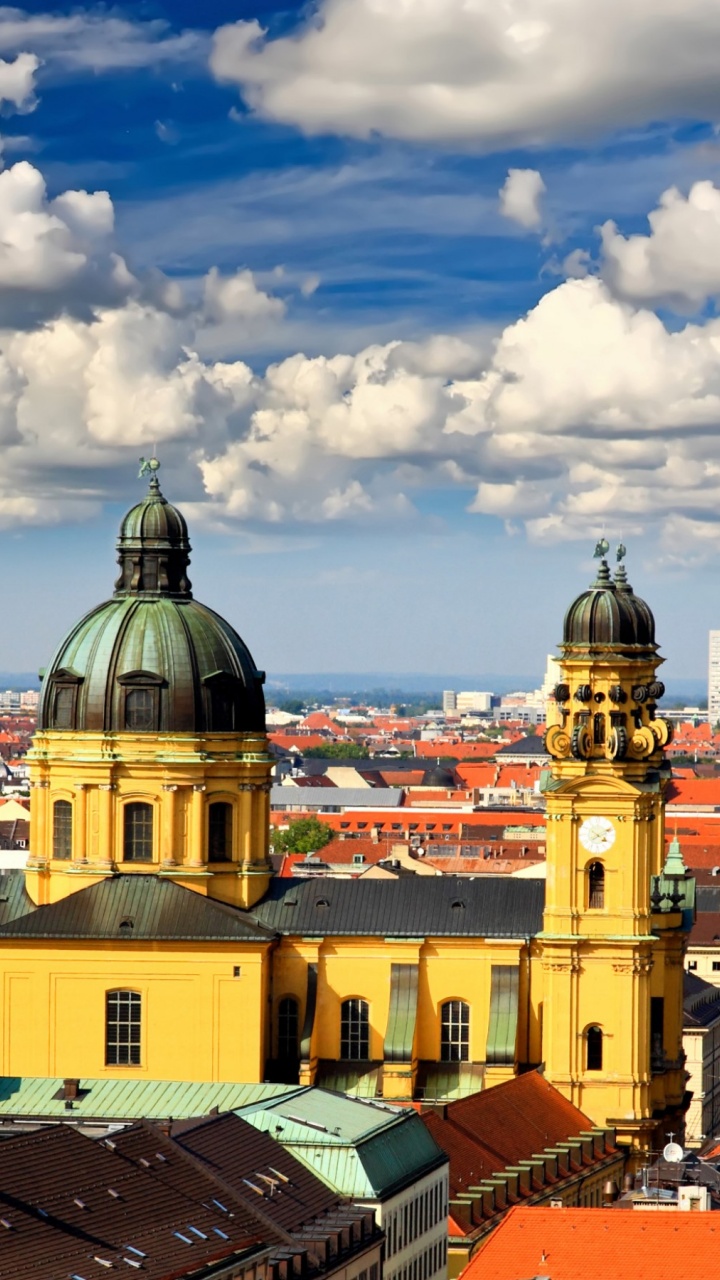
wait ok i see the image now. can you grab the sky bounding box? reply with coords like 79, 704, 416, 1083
3, 1, 720, 682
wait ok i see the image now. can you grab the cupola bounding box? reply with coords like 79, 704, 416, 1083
38, 460, 266, 735
562, 553, 656, 657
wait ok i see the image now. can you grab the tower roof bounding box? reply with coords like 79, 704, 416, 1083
562, 555, 656, 655
38, 462, 266, 734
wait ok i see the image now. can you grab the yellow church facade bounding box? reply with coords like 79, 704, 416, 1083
0, 469, 693, 1161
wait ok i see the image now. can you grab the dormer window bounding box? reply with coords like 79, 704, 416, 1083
117, 671, 164, 732
203, 670, 241, 732
47, 669, 83, 730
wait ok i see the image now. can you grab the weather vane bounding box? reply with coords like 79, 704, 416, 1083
138, 455, 160, 480
593, 537, 609, 559
616, 542, 627, 563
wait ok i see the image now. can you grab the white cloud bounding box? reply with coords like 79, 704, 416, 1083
0, 51, 39, 111
202, 266, 286, 325
499, 169, 545, 229
0, 10, 205, 72
601, 180, 720, 308
211, 0, 720, 147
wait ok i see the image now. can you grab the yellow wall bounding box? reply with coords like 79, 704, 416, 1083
0, 939, 272, 1082
27, 728, 274, 908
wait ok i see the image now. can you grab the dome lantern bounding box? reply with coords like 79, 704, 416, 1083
114, 458, 192, 598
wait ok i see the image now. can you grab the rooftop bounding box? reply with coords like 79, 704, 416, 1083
465, 1204, 720, 1280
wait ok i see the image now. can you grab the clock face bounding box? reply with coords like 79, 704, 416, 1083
578, 816, 616, 854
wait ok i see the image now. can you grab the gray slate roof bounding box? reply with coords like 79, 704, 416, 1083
271, 786, 403, 809
0, 875, 274, 941
251, 875, 545, 938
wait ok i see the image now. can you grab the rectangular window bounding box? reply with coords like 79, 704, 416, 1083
370, 1266, 378, 1280
688, 961, 698, 971
123, 803, 153, 862
208, 802, 233, 862
441, 1000, 470, 1062
105, 990, 141, 1066
713, 961, 720, 972
52, 800, 72, 860
340, 999, 369, 1060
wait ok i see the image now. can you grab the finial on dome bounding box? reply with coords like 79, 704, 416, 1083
138, 454, 162, 496
614, 543, 630, 588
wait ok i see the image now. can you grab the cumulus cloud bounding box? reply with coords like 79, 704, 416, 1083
202, 266, 286, 325
600, 180, 720, 308
0, 51, 39, 111
499, 169, 545, 229
211, 0, 720, 147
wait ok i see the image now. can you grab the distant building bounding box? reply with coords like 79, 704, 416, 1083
455, 691, 493, 714
442, 691, 457, 713
709, 630, 720, 723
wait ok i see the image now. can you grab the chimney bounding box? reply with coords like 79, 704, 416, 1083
63, 1078, 80, 1101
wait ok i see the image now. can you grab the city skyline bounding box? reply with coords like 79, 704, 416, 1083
1, 3, 720, 672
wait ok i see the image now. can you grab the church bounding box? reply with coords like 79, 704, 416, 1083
0, 464, 695, 1160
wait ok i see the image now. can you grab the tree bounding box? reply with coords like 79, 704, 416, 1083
273, 817, 334, 855
303, 743, 369, 759
277, 698, 305, 715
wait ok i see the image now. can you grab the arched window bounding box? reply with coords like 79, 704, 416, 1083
208, 802, 233, 862
106, 990, 141, 1066
52, 799, 72, 860
340, 998, 370, 1060
123, 803, 153, 862
125, 688, 156, 731
440, 1000, 470, 1062
587, 861, 605, 909
278, 997, 300, 1061
586, 1025, 603, 1071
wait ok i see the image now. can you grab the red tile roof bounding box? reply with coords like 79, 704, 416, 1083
423, 1070, 596, 1200
464, 1205, 720, 1280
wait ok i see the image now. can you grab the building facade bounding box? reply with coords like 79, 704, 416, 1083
0, 475, 694, 1163
709, 630, 720, 724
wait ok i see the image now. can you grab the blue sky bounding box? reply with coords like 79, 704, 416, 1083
3, 1, 720, 683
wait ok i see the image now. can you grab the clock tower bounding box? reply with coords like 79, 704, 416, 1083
539, 549, 693, 1160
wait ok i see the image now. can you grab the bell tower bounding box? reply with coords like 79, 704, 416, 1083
540, 545, 693, 1160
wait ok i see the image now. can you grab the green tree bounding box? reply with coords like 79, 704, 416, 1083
303, 742, 369, 759
277, 698, 305, 715
273, 817, 334, 855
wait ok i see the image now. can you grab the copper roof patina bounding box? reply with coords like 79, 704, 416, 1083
38, 462, 266, 734
562, 558, 656, 656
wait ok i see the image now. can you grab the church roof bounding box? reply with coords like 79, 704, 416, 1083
38, 464, 266, 735
0, 875, 275, 941
251, 875, 545, 937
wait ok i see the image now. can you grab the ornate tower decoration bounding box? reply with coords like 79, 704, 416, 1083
540, 543, 694, 1160
27, 459, 274, 909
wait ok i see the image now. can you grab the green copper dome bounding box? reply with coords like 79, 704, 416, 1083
562, 559, 656, 656
38, 465, 266, 734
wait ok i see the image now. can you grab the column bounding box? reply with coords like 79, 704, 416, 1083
73, 784, 87, 863
238, 784, 253, 863
29, 779, 49, 864
161, 784, 178, 865
97, 783, 115, 867
189, 784, 206, 866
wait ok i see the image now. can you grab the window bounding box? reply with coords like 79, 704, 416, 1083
52, 800, 72, 860
440, 1000, 469, 1062
278, 996, 299, 1061
586, 1025, 603, 1071
106, 990, 141, 1066
651, 996, 664, 1066
352, 853, 365, 865
53, 686, 75, 729
688, 961, 698, 971
208, 802, 233, 862
123, 803, 153, 862
713, 961, 720, 972
340, 998, 370, 1060
125, 688, 155, 731
587, 861, 605, 909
